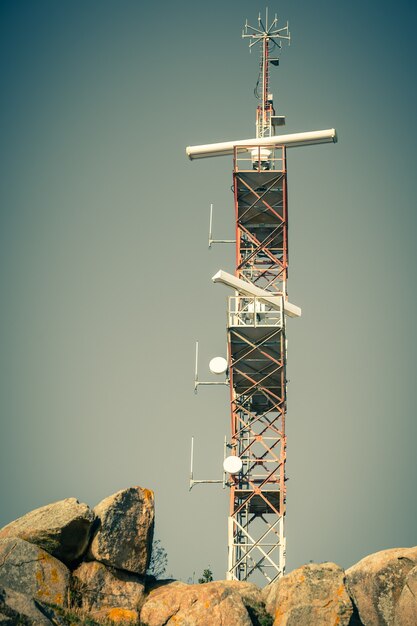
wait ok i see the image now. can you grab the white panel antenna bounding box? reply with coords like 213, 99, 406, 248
194, 341, 229, 392
212, 269, 301, 318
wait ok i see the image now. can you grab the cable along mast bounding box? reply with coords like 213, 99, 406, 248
243, 9, 290, 139
185, 10, 337, 584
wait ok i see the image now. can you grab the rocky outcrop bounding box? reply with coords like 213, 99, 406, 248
0, 587, 53, 625
0, 498, 95, 565
346, 546, 417, 626
0, 486, 155, 623
394, 564, 417, 626
263, 562, 353, 625
140, 580, 254, 626
0, 537, 69, 606
1, 488, 416, 626
72, 561, 145, 622
89, 486, 154, 575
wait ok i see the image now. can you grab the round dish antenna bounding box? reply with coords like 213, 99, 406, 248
209, 356, 228, 375
223, 455, 243, 475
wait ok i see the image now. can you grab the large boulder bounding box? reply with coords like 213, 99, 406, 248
264, 562, 353, 626
89, 486, 154, 575
0, 538, 69, 607
0, 587, 53, 625
72, 561, 145, 622
215, 580, 268, 624
394, 565, 417, 625
218, 580, 263, 606
346, 546, 417, 626
0, 498, 95, 565
140, 580, 253, 626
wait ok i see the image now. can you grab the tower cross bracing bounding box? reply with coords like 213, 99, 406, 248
226, 145, 288, 582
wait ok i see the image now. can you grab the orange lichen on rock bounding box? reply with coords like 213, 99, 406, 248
337, 584, 345, 597
274, 606, 285, 624
33, 552, 67, 605
106, 607, 138, 622
50, 568, 59, 583
0, 537, 70, 606
168, 616, 183, 626
142, 488, 154, 502
140, 581, 253, 626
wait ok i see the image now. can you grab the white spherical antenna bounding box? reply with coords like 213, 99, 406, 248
223, 455, 243, 475
209, 356, 228, 375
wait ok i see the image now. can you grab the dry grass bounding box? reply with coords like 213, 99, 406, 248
39, 602, 143, 625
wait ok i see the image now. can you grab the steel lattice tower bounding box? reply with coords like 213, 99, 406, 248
186, 10, 336, 585
227, 13, 290, 582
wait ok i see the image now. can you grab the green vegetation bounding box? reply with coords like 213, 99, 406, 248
147, 538, 168, 579
198, 568, 214, 584
246, 601, 273, 626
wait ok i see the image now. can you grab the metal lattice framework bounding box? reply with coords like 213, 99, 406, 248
226, 146, 288, 582
186, 8, 335, 585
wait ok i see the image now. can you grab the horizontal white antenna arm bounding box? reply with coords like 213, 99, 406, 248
186, 129, 337, 160
212, 269, 301, 318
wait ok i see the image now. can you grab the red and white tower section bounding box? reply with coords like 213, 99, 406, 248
186, 11, 337, 584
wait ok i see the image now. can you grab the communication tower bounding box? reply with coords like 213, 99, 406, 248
186, 10, 337, 583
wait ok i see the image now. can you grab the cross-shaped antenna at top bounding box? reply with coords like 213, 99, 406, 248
243, 8, 290, 50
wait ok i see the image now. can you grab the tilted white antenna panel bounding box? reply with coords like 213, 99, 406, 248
212, 269, 302, 318
186, 129, 337, 160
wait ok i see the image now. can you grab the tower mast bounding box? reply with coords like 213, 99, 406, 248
221, 11, 292, 581
243, 9, 290, 138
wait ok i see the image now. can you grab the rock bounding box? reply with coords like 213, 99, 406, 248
218, 580, 263, 606
89, 486, 154, 575
0, 586, 53, 625
0, 537, 69, 607
346, 546, 417, 626
264, 562, 353, 626
262, 580, 276, 612
0, 498, 95, 565
394, 565, 417, 625
72, 561, 145, 622
215, 581, 268, 623
32, 602, 73, 626
140, 580, 253, 626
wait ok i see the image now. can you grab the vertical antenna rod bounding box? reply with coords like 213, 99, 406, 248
243, 10, 290, 138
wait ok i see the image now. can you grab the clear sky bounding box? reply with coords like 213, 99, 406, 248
1, 0, 416, 583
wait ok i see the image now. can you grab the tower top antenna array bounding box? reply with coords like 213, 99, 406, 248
242, 9, 290, 52
243, 9, 290, 139
186, 8, 335, 162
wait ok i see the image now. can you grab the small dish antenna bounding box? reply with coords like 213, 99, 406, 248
209, 356, 228, 375
223, 455, 243, 475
